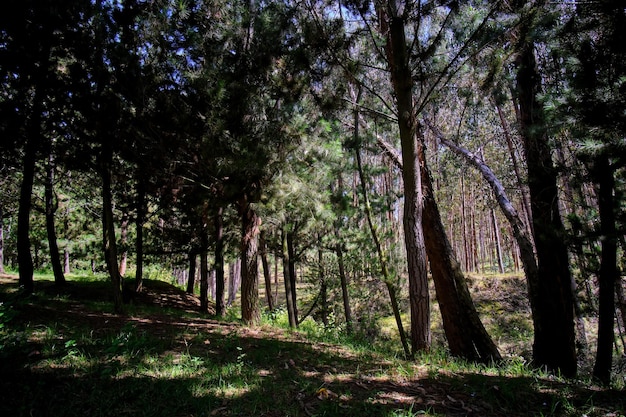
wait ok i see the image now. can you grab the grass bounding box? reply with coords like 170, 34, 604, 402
1, 272, 625, 417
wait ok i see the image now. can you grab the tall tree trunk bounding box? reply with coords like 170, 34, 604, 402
17, 130, 37, 295
134, 176, 145, 292
592, 157, 617, 384
260, 231, 274, 311
101, 144, 123, 312
239, 197, 260, 325
516, 35, 577, 377
215, 207, 226, 317
282, 226, 297, 327
44, 150, 65, 286
382, 4, 430, 353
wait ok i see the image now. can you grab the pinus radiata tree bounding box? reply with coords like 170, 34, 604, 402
556, 0, 626, 383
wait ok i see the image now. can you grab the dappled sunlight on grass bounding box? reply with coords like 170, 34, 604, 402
1, 274, 625, 416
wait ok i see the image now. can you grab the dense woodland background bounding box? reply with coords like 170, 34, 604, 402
1, 0, 625, 386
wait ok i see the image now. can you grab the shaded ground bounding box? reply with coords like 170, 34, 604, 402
0, 274, 624, 417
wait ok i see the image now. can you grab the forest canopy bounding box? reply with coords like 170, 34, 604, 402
1, 0, 625, 384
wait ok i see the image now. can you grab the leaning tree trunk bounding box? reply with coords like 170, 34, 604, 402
239, 196, 261, 326
516, 38, 577, 377
592, 156, 617, 384
419, 137, 502, 363
429, 123, 540, 322
377, 128, 501, 362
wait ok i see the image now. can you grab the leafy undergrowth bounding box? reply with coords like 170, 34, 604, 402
1, 274, 624, 417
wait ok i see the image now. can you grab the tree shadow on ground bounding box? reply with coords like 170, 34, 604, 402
1, 275, 624, 417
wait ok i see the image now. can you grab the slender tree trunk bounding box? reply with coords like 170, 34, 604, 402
18, 132, 37, 294
134, 176, 145, 292
516, 37, 577, 377
260, 231, 274, 311
282, 226, 297, 327
334, 225, 353, 334
318, 237, 328, 326
382, 4, 430, 353
186, 250, 197, 294
286, 228, 298, 324
592, 157, 617, 384
101, 144, 123, 312
44, 151, 65, 286
227, 260, 241, 306
353, 95, 411, 357
118, 212, 128, 277
0, 206, 5, 274
215, 207, 226, 317
491, 209, 505, 274
239, 197, 260, 325
200, 230, 209, 314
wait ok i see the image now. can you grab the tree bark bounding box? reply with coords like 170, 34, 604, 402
334, 225, 353, 334
429, 123, 539, 300
239, 197, 261, 325
419, 138, 502, 363
44, 151, 65, 286
118, 212, 129, 277
354, 97, 411, 357
17, 127, 37, 295
0, 206, 4, 274
516, 38, 577, 377
199, 230, 209, 314
382, 4, 430, 353
134, 176, 145, 292
260, 231, 274, 311
101, 144, 123, 312
186, 249, 197, 294
592, 157, 617, 384
282, 226, 297, 327
377, 127, 501, 362
286, 228, 298, 323
214, 207, 226, 316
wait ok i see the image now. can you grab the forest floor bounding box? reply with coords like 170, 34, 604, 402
0, 273, 624, 417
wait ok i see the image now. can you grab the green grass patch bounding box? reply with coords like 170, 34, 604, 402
1, 273, 625, 416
